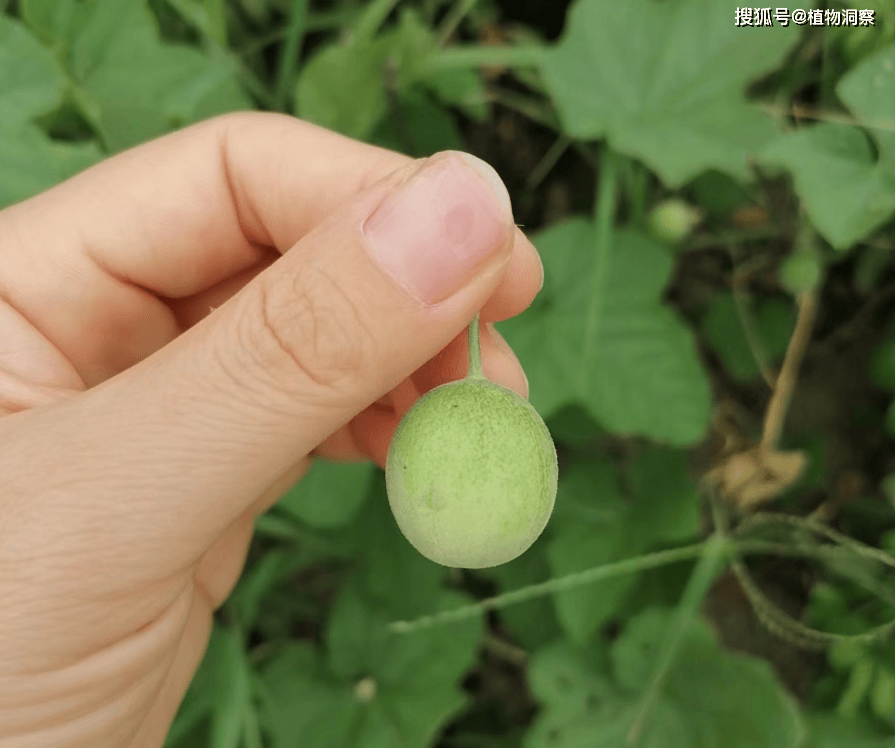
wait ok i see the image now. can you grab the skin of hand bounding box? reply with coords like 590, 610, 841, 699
0, 112, 543, 747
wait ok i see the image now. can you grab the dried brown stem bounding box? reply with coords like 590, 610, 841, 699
761, 291, 818, 452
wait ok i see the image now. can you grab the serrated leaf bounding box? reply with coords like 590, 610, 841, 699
0, 16, 67, 126
837, 43, 895, 169
540, 0, 798, 186
525, 642, 637, 748
759, 43, 895, 250
326, 582, 481, 685
525, 609, 807, 748
609, 607, 687, 693
278, 460, 373, 528
66, 0, 250, 151
260, 583, 480, 748
545, 459, 641, 644
761, 123, 895, 250
499, 219, 711, 446
258, 643, 357, 748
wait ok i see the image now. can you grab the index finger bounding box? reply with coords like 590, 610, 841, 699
0, 112, 542, 384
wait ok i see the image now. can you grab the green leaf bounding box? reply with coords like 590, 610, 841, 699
871, 666, 895, 724
855, 244, 893, 295
803, 713, 895, 747
499, 219, 711, 446
165, 623, 227, 746
327, 582, 481, 684
690, 170, 752, 218
525, 609, 807, 748
627, 447, 700, 545
277, 460, 374, 528
0, 14, 101, 207
19, 0, 78, 48
0, 121, 102, 208
164, 0, 229, 48
758, 43, 895, 250
837, 43, 895, 169
257, 643, 356, 748
350, 480, 449, 620
760, 124, 895, 251
609, 607, 679, 692
545, 459, 640, 644
226, 548, 313, 629
0, 16, 67, 126
424, 66, 488, 122
546, 404, 606, 448
540, 0, 798, 186
701, 293, 795, 382
210, 624, 254, 748
479, 541, 563, 651
66, 0, 250, 151
295, 39, 389, 140
295, 6, 483, 141
544, 450, 700, 646
260, 583, 481, 748
525, 642, 626, 748
369, 86, 464, 156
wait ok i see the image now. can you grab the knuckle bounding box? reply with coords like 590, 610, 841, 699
247, 265, 372, 397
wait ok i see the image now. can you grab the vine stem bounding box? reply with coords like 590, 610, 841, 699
761, 290, 818, 452
353, 0, 404, 42
417, 44, 546, 76
581, 146, 618, 385
436, 0, 479, 47
626, 532, 732, 745
466, 314, 485, 380
387, 542, 709, 634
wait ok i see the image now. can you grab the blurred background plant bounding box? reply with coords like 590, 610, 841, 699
4, 0, 895, 745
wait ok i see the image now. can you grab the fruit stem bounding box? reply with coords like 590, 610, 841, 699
466, 314, 485, 380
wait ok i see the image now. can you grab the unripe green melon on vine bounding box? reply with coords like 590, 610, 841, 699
385, 346, 558, 569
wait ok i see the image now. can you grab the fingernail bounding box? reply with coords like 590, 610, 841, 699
363, 152, 513, 305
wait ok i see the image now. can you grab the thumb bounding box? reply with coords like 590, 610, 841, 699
37, 150, 516, 557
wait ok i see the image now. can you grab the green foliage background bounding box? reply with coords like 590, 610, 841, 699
5, 0, 895, 745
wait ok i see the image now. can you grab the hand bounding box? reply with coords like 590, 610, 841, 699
0, 112, 542, 747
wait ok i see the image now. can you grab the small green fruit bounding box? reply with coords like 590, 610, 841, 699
385, 341, 557, 569
779, 252, 822, 295
647, 198, 702, 243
